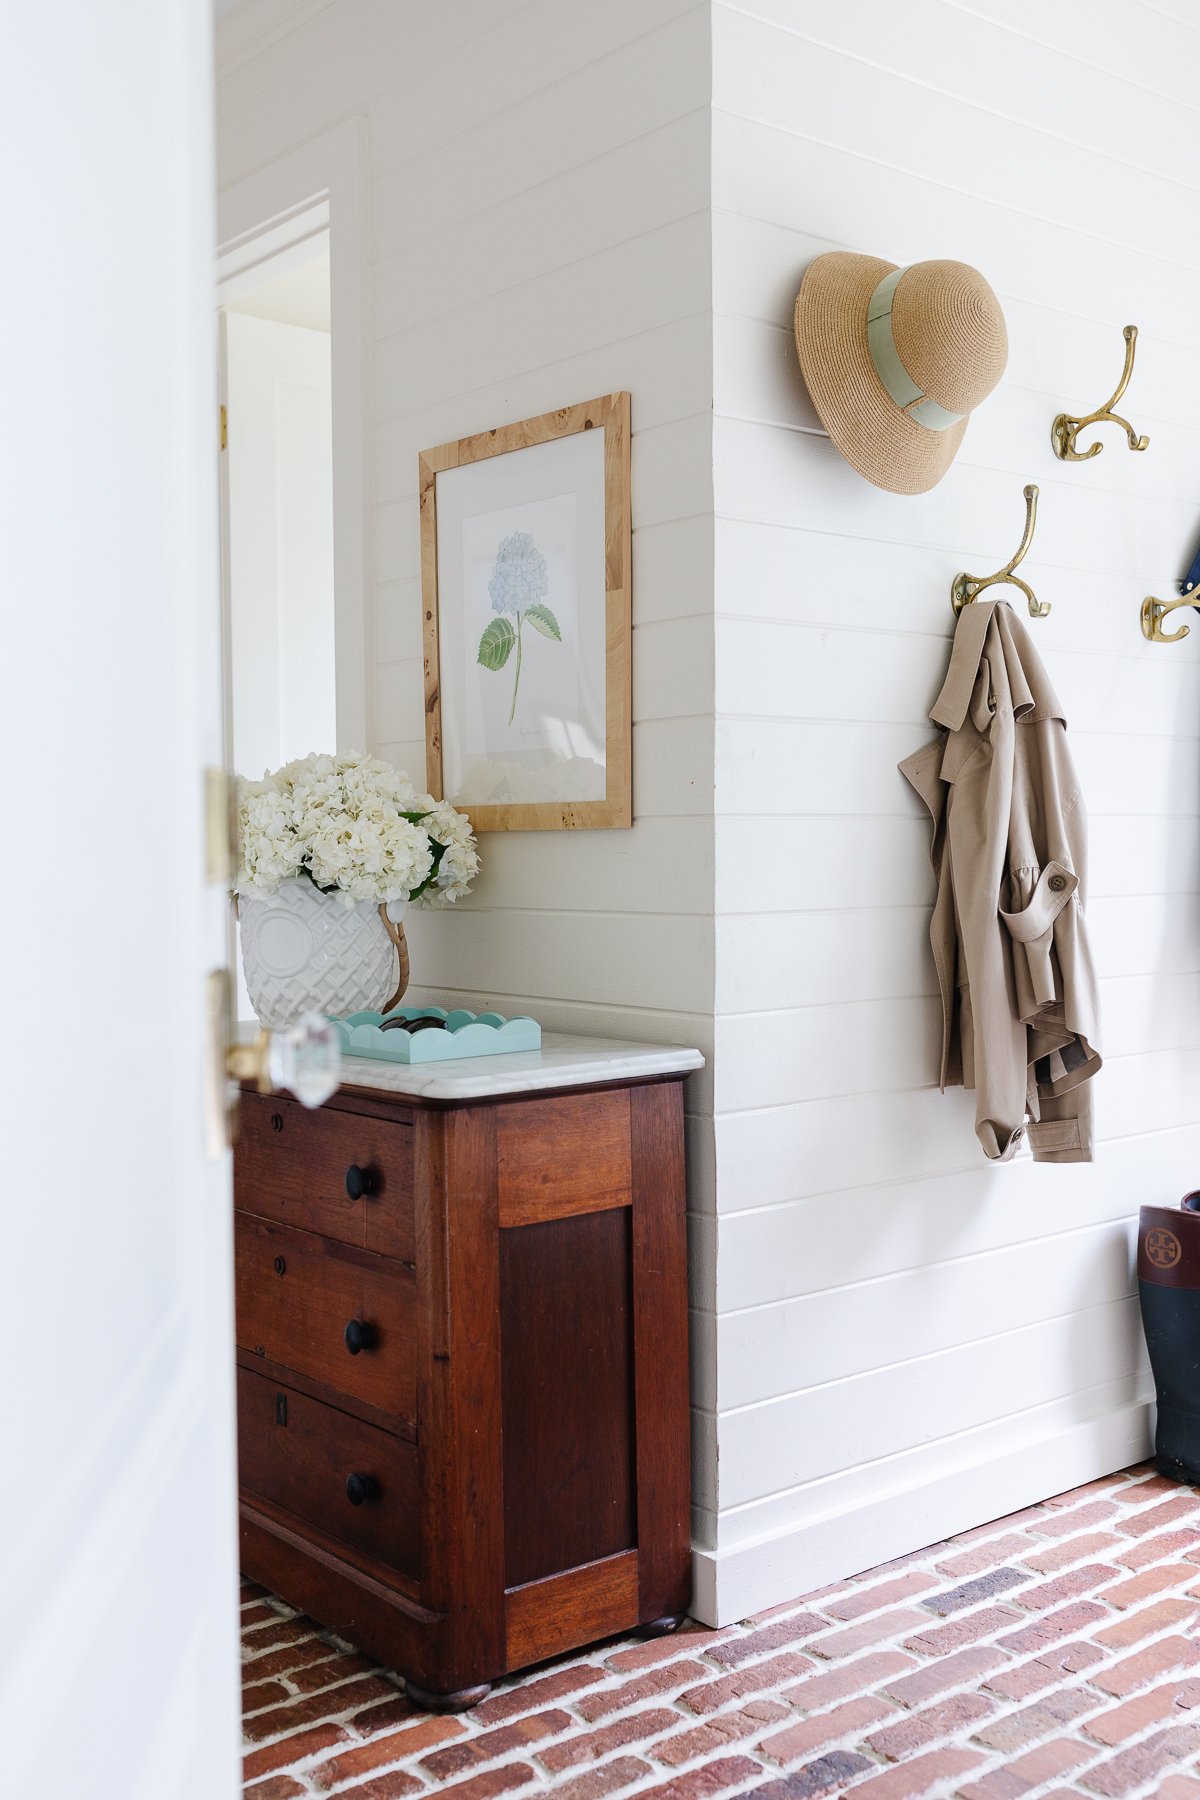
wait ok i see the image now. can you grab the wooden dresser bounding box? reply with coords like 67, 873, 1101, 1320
234, 1034, 701, 1708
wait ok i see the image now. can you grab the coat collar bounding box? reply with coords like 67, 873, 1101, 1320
930, 599, 1066, 732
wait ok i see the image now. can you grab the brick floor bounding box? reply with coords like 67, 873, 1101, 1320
243, 1465, 1200, 1798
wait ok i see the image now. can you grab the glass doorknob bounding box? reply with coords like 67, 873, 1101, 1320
206, 972, 342, 1156
228, 1012, 341, 1109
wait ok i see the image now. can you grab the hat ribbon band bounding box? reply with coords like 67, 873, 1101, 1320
866, 267, 965, 432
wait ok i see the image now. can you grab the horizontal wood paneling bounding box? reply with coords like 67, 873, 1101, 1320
715, 424, 1200, 596
715, 1124, 1200, 1292
695, 1378, 1152, 1581
704, 1296, 1149, 1511
713, 9, 1199, 240
716, 894, 1200, 1017
217, 0, 714, 1092
712, 1219, 1139, 1411
957, 0, 1194, 103
398, 817, 715, 918
714, 1050, 1200, 1208
709, 811, 1199, 917
715, 715, 1200, 821
400, 907, 714, 1016
705, 0, 1200, 1617
711, 109, 1200, 333
374, 314, 713, 471
368, 0, 704, 183
371, 110, 710, 338
371, 218, 711, 418
716, 0, 1199, 175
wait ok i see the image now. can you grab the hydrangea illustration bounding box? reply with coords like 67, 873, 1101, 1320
478, 531, 562, 724
488, 531, 548, 616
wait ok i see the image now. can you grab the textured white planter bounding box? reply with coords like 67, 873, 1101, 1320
238, 878, 408, 1028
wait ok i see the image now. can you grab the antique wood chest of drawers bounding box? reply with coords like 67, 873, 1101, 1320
234, 1036, 700, 1707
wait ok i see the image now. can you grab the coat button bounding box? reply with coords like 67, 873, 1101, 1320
1049, 873, 1067, 891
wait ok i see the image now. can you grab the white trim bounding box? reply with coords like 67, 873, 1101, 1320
217, 117, 371, 754
216, 202, 329, 303
216, 311, 233, 773
690, 1398, 1154, 1626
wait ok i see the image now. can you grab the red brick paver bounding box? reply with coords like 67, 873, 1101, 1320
240, 1463, 1200, 1798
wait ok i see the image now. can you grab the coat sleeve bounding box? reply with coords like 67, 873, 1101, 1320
998, 722, 1102, 1162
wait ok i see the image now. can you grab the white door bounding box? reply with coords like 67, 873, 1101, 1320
0, 6, 241, 1799
223, 310, 337, 780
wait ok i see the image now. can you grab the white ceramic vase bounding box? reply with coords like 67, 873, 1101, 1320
238, 878, 408, 1028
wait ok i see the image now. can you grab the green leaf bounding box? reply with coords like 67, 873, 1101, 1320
409, 839, 447, 901
477, 615, 516, 670
523, 603, 561, 641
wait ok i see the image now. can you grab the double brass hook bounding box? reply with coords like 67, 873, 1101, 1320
1141, 591, 1193, 645
1051, 325, 1149, 462
1141, 554, 1200, 644
952, 485, 1049, 620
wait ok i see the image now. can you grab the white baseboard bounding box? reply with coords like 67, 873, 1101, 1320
690, 1399, 1153, 1626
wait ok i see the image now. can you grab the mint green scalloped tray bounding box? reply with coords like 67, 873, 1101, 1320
330, 1006, 541, 1064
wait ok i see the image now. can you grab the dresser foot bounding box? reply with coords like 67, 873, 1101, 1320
639, 1614, 687, 1639
405, 1679, 491, 1714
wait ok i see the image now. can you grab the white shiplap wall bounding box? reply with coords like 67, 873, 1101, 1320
697, 0, 1200, 1622
217, 0, 1200, 1631
213, 0, 721, 1532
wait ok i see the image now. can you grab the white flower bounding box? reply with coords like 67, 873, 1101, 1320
410, 796, 480, 908
234, 751, 476, 910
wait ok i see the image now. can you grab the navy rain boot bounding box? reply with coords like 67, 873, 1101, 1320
1139, 1192, 1200, 1484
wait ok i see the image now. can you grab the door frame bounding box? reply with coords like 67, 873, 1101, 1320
217, 117, 371, 755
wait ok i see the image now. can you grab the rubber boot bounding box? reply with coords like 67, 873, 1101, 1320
1138, 1193, 1200, 1484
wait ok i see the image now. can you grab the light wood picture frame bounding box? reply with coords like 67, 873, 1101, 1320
420, 392, 631, 832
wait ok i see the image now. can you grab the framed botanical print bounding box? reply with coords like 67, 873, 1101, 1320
419, 392, 631, 831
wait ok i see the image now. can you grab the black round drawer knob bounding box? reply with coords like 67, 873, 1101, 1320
344, 1318, 377, 1355
345, 1164, 375, 1200
345, 1472, 380, 1506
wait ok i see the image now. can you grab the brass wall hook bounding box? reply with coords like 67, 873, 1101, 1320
1143, 542, 1200, 643
1051, 325, 1149, 461
952, 484, 1050, 620
1141, 592, 1192, 644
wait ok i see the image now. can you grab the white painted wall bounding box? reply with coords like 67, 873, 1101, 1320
217, 0, 1200, 1630
697, 0, 1200, 1622
1, 2, 241, 1794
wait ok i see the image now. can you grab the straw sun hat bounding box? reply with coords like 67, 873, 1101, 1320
793, 254, 1008, 495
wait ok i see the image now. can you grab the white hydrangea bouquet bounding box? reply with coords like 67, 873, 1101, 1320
234, 751, 479, 1028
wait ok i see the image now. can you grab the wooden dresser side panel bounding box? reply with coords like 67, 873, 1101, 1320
496, 1090, 632, 1225
499, 1206, 636, 1587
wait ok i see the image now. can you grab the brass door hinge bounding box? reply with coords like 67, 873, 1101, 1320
205, 765, 237, 884
219, 403, 228, 451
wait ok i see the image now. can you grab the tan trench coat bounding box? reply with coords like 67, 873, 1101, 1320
900, 599, 1101, 1163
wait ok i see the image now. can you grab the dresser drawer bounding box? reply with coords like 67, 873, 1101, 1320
235, 1217, 417, 1429
238, 1365, 419, 1583
235, 1091, 415, 1263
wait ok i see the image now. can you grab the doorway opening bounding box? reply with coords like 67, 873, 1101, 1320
218, 218, 335, 783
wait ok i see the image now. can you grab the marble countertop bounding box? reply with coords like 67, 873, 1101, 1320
241, 1021, 704, 1103
336, 1031, 703, 1101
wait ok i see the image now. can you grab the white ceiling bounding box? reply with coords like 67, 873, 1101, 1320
223, 254, 331, 332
